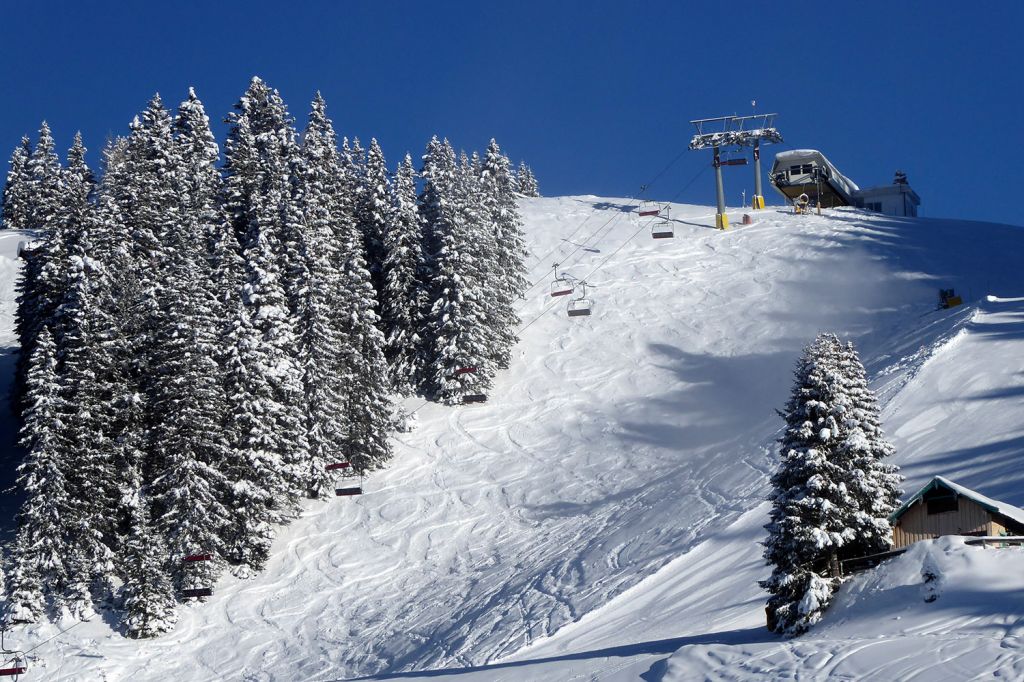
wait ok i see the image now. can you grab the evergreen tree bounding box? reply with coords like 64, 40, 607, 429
830, 340, 903, 560
516, 162, 539, 196
2, 136, 32, 230
480, 139, 528, 370
56, 235, 133, 617
8, 326, 68, 622
296, 93, 350, 496
357, 138, 391, 299
335, 138, 393, 471
380, 154, 424, 395
13, 123, 65, 408
221, 77, 308, 570
143, 88, 233, 591
762, 333, 901, 636
120, 490, 177, 639
418, 138, 491, 403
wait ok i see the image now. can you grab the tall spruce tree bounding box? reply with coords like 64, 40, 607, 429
762, 333, 901, 636
221, 77, 308, 571
516, 162, 539, 197
336, 145, 393, 470
8, 326, 68, 622
295, 93, 350, 496
418, 138, 491, 403
14, 123, 65, 408
357, 138, 391, 299
480, 140, 527, 370
2, 136, 33, 230
146, 88, 233, 592
380, 154, 424, 395
120, 488, 178, 639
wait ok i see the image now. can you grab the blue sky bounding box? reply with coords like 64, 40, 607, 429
1, 2, 1020, 225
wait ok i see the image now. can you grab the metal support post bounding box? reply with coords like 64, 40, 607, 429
752, 140, 765, 210
714, 146, 728, 230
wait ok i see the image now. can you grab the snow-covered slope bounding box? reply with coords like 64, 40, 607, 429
3, 198, 1024, 681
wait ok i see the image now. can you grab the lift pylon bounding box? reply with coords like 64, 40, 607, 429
689, 113, 782, 225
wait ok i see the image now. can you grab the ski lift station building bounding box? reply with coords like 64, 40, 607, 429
769, 149, 921, 217
852, 181, 921, 217
889, 476, 1024, 550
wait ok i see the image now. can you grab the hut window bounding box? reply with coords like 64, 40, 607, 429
924, 489, 958, 515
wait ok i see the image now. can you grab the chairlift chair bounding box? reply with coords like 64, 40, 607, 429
327, 461, 363, 496
454, 366, 477, 376
550, 263, 575, 297
638, 200, 662, 218
462, 394, 488, 404
180, 553, 215, 600
567, 282, 593, 317
650, 204, 674, 239
0, 626, 26, 680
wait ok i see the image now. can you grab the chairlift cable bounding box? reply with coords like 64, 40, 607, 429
407, 156, 705, 415
518, 147, 690, 298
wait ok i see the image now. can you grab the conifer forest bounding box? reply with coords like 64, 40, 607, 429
0, 77, 536, 638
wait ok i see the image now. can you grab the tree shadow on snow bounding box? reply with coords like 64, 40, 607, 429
900, 433, 1024, 508
345, 627, 770, 680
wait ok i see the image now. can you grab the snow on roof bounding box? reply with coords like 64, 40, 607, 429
774, 149, 823, 161
891, 476, 1024, 527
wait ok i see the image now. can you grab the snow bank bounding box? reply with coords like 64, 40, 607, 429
661, 537, 1024, 681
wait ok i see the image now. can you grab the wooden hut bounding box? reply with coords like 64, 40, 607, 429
890, 476, 1024, 549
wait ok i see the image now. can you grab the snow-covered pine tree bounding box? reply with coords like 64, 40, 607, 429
831, 339, 903, 561
221, 77, 308, 570
295, 93, 351, 496
146, 88, 234, 592
516, 161, 540, 197
480, 139, 528, 370
333, 138, 393, 471
380, 153, 424, 395
358, 138, 392, 300
120, 487, 177, 639
761, 333, 901, 636
456, 150, 500, 383
54, 225, 136, 618
418, 138, 491, 403
7, 325, 68, 622
13, 123, 65, 409
2, 136, 33, 230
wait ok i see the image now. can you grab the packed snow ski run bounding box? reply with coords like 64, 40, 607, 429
0, 187, 1022, 680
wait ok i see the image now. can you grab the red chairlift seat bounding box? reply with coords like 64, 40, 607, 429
333, 463, 364, 496
183, 553, 213, 562
651, 220, 674, 239
567, 282, 593, 317
181, 587, 213, 599
462, 394, 488, 404
0, 623, 26, 679
550, 263, 575, 297
638, 200, 662, 217
550, 279, 574, 297
325, 462, 352, 471
454, 367, 477, 375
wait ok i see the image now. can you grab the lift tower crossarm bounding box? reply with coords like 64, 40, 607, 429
689, 114, 783, 219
